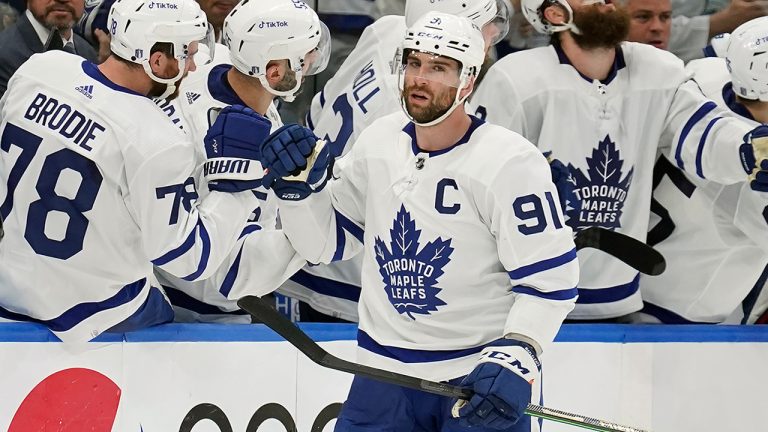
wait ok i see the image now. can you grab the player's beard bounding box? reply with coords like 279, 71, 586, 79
402, 82, 456, 124
571, 5, 630, 50
273, 69, 298, 93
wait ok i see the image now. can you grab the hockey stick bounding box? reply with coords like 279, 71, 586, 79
236, 295, 649, 432
574, 227, 665, 276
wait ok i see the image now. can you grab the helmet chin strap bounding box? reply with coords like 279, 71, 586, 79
258, 72, 304, 103
143, 59, 186, 100
401, 78, 474, 127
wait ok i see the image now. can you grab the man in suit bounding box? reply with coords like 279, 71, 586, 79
0, 0, 97, 97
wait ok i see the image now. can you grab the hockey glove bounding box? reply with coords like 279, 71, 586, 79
260, 124, 332, 201
547, 154, 572, 212
203, 105, 271, 192
741, 125, 768, 192
452, 338, 540, 430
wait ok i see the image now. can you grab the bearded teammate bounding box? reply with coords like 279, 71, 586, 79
468, 0, 768, 320
635, 18, 768, 324
152, 0, 332, 321
279, 0, 513, 323
260, 12, 578, 431
0, 0, 271, 341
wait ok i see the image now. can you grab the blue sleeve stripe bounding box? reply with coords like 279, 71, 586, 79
319, 89, 326, 107
335, 210, 364, 242
219, 244, 245, 298
641, 301, 716, 324
507, 247, 577, 280
512, 285, 578, 301
288, 269, 361, 302
675, 101, 717, 170
575, 274, 639, 304
151, 224, 198, 266
332, 213, 346, 262
0, 278, 147, 332
239, 223, 262, 239
357, 330, 485, 363
695, 116, 723, 178
181, 222, 212, 281
305, 108, 315, 130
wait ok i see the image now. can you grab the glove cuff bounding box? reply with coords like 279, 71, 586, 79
477, 339, 541, 382
204, 158, 265, 183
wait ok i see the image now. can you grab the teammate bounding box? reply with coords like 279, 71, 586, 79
468, 0, 768, 320
0, 0, 270, 341
280, 0, 513, 323
637, 18, 768, 324
154, 0, 331, 321
261, 12, 579, 431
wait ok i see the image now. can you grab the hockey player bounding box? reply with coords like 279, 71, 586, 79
637, 18, 768, 324
154, 0, 332, 321
261, 12, 579, 431
468, 0, 768, 320
280, 0, 513, 323
0, 0, 271, 341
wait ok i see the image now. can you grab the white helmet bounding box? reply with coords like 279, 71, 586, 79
521, 0, 604, 34
724, 17, 768, 101
405, 0, 512, 46
223, 0, 331, 102
396, 11, 485, 126
108, 0, 214, 98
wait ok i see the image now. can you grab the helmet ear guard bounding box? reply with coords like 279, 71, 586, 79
724, 17, 768, 102
396, 11, 485, 127
222, 0, 331, 102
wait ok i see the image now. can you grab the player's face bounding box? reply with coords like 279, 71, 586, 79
624, 0, 671, 49
569, 0, 631, 49
401, 51, 460, 124
28, 0, 84, 31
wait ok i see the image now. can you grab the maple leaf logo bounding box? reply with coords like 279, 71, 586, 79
373, 205, 453, 319
565, 135, 633, 230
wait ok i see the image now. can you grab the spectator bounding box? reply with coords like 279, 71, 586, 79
0, 2, 18, 31
0, 0, 97, 97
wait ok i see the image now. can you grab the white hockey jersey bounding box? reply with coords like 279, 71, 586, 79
638, 57, 768, 323
469, 42, 755, 319
278, 112, 579, 381
155, 52, 306, 321
0, 52, 258, 341
283, 15, 406, 322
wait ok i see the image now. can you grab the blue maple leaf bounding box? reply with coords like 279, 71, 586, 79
565, 135, 634, 230
374, 205, 451, 319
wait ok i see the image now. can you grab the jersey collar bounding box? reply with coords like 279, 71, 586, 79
722, 82, 755, 121
404, 115, 485, 157
553, 43, 626, 86
207, 64, 247, 107
81, 61, 145, 97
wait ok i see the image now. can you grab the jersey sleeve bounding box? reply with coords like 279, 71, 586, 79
731, 183, 768, 250
129, 138, 258, 281
662, 79, 754, 184
277, 145, 367, 264
485, 143, 579, 353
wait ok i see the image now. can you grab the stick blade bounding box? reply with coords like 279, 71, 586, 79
575, 227, 666, 276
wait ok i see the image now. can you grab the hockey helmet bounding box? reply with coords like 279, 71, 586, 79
725, 17, 768, 101
223, 0, 331, 102
108, 0, 214, 98
405, 0, 512, 46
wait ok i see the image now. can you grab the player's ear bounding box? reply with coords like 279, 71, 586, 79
459, 74, 476, 100
148, 50, 168, 75
264, 59, 285, 86
543, 3, 569, 26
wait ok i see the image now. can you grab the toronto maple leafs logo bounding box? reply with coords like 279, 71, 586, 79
373, 205, 453, 319
565, 135, 634, 229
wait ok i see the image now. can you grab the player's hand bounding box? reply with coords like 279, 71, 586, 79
743, 125, 768, 192
203, 105, 272, 192
452, 339, 540, 430
545, 152, 571, 212
260, 124, 332, 201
